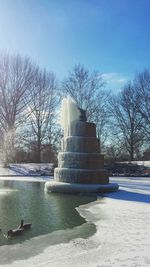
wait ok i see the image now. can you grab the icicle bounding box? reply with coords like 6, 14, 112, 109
60, 96, 80, 137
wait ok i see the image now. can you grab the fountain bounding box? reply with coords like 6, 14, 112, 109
45, 97, 118, 193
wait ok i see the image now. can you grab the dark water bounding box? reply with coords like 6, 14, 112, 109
0, 180, 96, 247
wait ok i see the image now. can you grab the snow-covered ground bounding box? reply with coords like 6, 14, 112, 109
0, 174, 149, 267
124, 161, 150, 168
0, 163, 54, 176
0, 163, 53, 181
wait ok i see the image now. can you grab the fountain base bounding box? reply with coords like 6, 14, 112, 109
45, 98, 118, 194
45, 181, 119, 194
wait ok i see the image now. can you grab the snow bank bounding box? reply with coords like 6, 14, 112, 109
9, 163, 54, 175
0, 163, 54, 180
1, 176, 150, 267
124, 161, 150, 168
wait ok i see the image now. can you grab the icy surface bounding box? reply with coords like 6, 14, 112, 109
0, 163, 53, 181
0, 175, 150, 266
61, 97, 80, 137
124, 161, 150, 167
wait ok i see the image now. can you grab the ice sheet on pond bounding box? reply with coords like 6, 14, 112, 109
0, 176, 150, 267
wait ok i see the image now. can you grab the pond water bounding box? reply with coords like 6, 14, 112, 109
0, 180, 96, 248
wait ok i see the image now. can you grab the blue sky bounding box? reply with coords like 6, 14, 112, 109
0, 0, 150, 91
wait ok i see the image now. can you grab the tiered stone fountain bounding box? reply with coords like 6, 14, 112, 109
45, 97, 118, 193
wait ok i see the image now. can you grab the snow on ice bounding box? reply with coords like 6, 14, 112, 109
0, 165, 150, 267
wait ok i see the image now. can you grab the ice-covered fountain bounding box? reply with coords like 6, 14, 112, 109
45, 97, 118, 193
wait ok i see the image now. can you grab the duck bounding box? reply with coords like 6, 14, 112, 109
19, 219, 32, 230
7, 228, 24, 237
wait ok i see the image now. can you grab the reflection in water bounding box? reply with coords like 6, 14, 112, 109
3, 180, 14, 187
0, 180, 96, 247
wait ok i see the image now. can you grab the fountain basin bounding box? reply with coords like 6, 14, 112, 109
45, 181, 119, 194
54, 168, 109, 184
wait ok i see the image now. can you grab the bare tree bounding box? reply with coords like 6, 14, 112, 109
0, 52, 37, 163
134, 70, 150, 138
27, 69, 59, 162
62, 63, 105, 121
61, 64, 112, 150
0, 52, 36, 131
93, 90, 110, 151
110, 84, 144, 161
105, 143, 128, 162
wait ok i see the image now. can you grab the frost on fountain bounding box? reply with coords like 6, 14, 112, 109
45, 96, 119, 192
60, 97, 80, 137
54, 96, 109, 184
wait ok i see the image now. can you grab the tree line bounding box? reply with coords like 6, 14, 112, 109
0, 52, 149, 165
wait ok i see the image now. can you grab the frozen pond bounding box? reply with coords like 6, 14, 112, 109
0, 179, 96, 264
0, 176, 149, 266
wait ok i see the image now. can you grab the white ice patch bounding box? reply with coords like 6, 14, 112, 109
1, 176, 150, 267
61, 97, 80, 137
